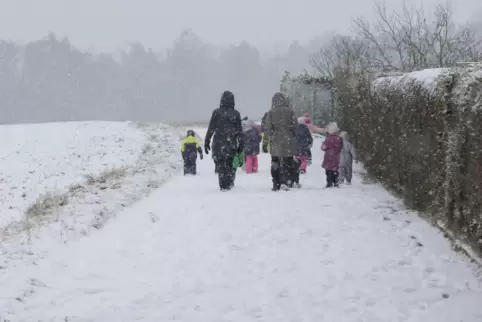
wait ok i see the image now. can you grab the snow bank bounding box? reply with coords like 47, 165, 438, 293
372, 68, 450, 93
0, 121, 182, 274
0, 122, 143, 229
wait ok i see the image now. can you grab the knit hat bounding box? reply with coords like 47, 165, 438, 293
327, 122, 339, 134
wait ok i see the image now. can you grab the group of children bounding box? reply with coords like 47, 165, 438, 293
179, 116, 357, 189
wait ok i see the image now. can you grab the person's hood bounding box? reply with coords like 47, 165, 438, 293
340, 131, 350, 141
271, 92, 290, 109
220, 90, 235, 109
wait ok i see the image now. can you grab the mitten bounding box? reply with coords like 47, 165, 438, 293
204, 142, 210, 155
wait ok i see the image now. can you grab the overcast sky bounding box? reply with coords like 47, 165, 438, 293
0, 0, 480, 52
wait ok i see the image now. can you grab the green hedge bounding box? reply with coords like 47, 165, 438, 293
336, 66, 482, 257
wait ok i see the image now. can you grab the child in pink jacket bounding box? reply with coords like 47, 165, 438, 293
321, 122, 342, 187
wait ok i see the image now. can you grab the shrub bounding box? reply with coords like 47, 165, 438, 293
337, 64, 482, 257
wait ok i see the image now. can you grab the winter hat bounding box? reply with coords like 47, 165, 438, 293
297, 117, 305, 124
220, 90, 235, 109
245, 119, 255, 128
327, 122, 339, 134
187, 129, 195, 137
271, 92, 289, 108
340, 131, 349, 140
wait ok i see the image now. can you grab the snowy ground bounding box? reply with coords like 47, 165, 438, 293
2, 130, 482, 321
0, 121, 183, 313
0, 121, 143, 228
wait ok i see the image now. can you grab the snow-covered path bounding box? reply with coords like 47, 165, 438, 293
5, 139, 482, 321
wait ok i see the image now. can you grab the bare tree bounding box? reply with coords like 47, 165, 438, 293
310, 35, 372, 78
352, 2, 406, 71
351, 1, 481, 72
310, 44, 337, 78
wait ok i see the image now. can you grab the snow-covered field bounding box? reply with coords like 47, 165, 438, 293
1, 122, 143, 228
1, 128, 481, 321
0, 121, 183, 310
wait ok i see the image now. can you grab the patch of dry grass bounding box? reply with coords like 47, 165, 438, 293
25, 192, 69, 218
21, 167, 127, 222
84, 167, 128, 185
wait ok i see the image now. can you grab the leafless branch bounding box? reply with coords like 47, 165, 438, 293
348, 0, 482, 72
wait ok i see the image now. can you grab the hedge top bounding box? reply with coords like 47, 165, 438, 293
372, 64, 482, 102
372, 68, 450, 94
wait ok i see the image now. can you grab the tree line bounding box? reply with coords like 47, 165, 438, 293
2, 1, 478, 125
0, 30, 317, 125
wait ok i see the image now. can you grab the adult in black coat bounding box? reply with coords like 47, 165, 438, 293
204, 91, 243, 191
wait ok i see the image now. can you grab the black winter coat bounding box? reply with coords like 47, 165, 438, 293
244, 128, 261, 156
205, 93, 243, 159
261, 112, 268, 130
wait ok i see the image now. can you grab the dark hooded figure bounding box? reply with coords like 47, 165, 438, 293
262, 92, 298, 191
205, 91, 243, 191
